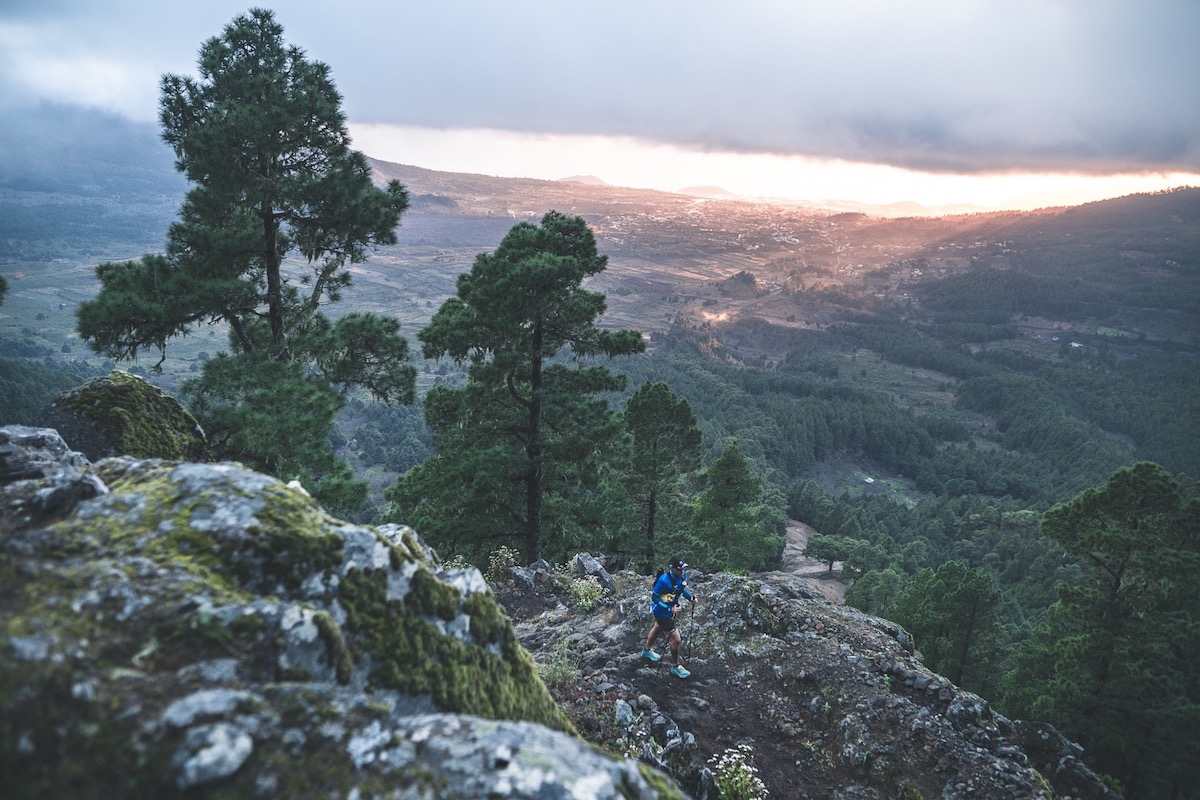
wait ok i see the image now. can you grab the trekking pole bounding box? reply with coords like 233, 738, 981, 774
682, 600, 696, 663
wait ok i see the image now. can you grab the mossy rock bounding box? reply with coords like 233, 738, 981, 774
39, 370, 207, 461
0, 432, 674, 798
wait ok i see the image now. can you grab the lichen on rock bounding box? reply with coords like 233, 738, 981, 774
0, 425, 679, 799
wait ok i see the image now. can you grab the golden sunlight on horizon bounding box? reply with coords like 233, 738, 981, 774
349, 123, 1199, 214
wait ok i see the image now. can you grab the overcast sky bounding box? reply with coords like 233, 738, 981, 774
2, 1, 1198, 208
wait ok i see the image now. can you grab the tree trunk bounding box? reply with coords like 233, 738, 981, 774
645, 488, 658, 564
953, 601, 979, 686
263, 211, 284, 348
525, 321, 544, 563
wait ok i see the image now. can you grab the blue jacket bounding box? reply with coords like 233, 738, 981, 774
651, 569, 693, 619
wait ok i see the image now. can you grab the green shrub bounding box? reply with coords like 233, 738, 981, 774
443, 554, 473, 571
569, 575, 606, 611
486, 545, 521, 583
536, 638, 581, 688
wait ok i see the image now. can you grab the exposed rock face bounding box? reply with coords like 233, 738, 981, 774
498, 564, 1120, 800
0, 427, 681, 799
0, 425, 108, 528
38, 369, 207, 461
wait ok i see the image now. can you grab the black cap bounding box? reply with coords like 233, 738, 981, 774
670, 558, 687, 571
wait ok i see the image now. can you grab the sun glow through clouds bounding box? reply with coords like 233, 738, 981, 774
349, 124, 1199, 214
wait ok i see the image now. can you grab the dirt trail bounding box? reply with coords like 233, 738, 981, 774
756, 519, 847, 603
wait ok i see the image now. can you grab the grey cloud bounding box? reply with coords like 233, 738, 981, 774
2, 0, 1197, 175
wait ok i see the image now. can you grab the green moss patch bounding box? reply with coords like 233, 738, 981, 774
51, 370, 206, 460
339, 567, 572, 732
75, 463, 344, 597
240, 485, 344, 592
465, 592, 508, 647
406, 567, 461, 621
313, 611, 353, 684
636, 763, 687, 800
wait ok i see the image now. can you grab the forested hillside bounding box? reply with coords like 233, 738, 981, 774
586, 189, 1200, 799
301, 184, 1200, 798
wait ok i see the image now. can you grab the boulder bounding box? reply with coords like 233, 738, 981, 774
574, 551, 616, 592
0, 425, 107, 527
0, 424, 90, 482
508, 564, 538, 590
1015, 721, 1123, 800
39, 369, 207, 461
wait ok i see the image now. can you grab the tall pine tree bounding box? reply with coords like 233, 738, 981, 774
689, 441, 785, 572
388, 212, 643, 563
1001, 462, 1200, 799
621, 381, 701, 565
888, 560, 1001, 691
75, 9, 413, 512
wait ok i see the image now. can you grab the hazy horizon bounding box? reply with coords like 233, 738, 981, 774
350, 123, 1200, 213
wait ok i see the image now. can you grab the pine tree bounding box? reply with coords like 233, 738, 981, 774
889, 560, 1000, 690
690, 442, 784, 572
621, 381, 701, 564
802, 533, 851, 575
844, 567, 908, 616
389, 212, 644, 563
75, 10, 413, 513
1000, 462, 1200, 798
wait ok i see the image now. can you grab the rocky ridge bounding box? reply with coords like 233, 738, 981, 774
497, 558, 1120, 800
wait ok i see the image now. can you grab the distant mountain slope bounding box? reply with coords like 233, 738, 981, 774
0, 103, 182, 198
557, 174, 609, 186
910, 186, 1200, 315
5, 109, 1197, 360
678, 185, 738, 198
366, 157, 698, 218
0, 104, 185, 258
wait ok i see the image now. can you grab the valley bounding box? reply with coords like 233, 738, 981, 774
5, 160, 1197, 493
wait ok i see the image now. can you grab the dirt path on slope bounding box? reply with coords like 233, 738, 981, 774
756, 520, 847, 603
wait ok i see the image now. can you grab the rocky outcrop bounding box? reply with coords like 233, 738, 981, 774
0, 426, 682, 799
0, 419, 1121, 800
38, 370, 207, 461
497, 563, 1121, 800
